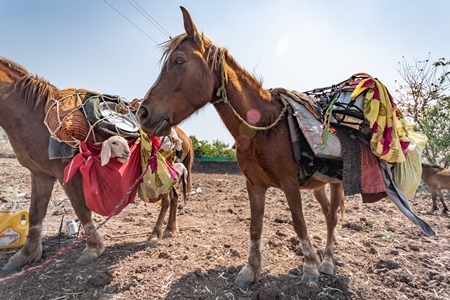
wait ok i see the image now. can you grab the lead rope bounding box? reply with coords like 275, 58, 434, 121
212, 58, 289, 131
0, 153, 155, 284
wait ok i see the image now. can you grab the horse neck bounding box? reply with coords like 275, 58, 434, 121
212, 57, 273, 141
0, 70, 53, 145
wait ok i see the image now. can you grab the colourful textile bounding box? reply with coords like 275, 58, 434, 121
358, 140, 387, 203
351, 78, 410, 163
138, 129, 178, 203
63, 139, 141, 216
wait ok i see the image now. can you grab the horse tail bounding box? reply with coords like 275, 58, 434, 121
181, 138, 194, 204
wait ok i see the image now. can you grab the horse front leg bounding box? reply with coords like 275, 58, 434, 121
316, 183, 344, 276
163, 187, 179, 237
286, 183, 321, 282
2, 173, 55, 270
63, 174, 105, 264
145, 194, 170, 247
235, 181, 266, 288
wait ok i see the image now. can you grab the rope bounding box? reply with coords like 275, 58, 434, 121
212, 58, 289, 131
44, 92, 90, 147
0, 158, 153, 285
44, 92, 137, 147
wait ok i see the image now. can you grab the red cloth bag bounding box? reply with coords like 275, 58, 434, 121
63, 139, 141, 216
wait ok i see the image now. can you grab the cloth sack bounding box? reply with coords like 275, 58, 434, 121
138, 129, 178, 203
63, 139, 141, 216
391, 130, 428, 199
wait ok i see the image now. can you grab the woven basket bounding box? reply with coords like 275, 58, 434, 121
45, 88, 106, 147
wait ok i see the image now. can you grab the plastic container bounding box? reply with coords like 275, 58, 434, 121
65, 220, 79, 235
0, 210, 29, 249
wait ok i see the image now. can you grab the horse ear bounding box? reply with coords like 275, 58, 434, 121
100, 141, 112, 166
180, 6, 199, 41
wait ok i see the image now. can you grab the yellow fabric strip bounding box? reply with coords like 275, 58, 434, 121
351, 78, 410, 163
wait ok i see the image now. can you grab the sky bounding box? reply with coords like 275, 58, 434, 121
1, 0, 449, 147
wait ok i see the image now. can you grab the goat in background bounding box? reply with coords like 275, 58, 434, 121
421, 163, 450, 213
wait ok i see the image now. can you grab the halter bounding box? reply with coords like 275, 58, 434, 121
212, 56, 289, 131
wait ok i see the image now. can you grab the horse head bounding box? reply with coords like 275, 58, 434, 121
138, 7, 220, 137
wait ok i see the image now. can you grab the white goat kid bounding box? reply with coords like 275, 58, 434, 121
172, 162, 188, 187
100, 136, 131, 166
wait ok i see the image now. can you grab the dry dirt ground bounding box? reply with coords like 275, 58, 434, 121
0, 157, 449, 300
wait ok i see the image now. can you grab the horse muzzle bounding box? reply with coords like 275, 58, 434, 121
137, 106, 172, 136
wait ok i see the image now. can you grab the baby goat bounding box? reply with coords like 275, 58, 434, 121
100, 135, 131, 166
172, 162, 189, 200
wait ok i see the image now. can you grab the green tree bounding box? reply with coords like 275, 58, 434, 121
211, 140, 235, 158
394, 55, 450, 167
189, 135, 236, 159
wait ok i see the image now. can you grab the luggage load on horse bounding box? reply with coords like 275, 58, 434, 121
44, 89, 185, 215
304, 73, 428, 202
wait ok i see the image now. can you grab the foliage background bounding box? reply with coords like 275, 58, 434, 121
393, 55, 450, 167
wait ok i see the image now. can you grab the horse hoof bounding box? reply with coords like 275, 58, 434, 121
320, 261, 335, 276
145, 240, 159, 248
2, 261, 22, 271
145, 235, 160, 248
162, 230, 176, 239
301, 272, 319, 282
301, 265, 320, 282
234, 276, 252, 288
76, 255, 96, 265
302, 260, 320, 282
234, 266, 256, 288
2, 251, 30, 271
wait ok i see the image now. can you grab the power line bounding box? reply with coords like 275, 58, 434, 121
103, 0, 159, 44
127, 0, 171, 38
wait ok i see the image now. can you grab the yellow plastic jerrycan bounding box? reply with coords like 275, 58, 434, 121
0, 210, 29, 249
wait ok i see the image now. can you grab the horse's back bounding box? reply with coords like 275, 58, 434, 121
422, 164, 450, 190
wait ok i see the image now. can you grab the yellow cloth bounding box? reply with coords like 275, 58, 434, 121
138, 129, 177, 202
351, 78, 410, 163
391, 130, 428, 199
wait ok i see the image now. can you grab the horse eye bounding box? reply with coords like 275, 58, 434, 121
112, 141, 117, 145
174, 58, 184, 65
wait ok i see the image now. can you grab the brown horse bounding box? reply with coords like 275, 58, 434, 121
421, 163, 450, 213
145, 126, 194, 247
137, 7, 346, 287
0, 56, 193, 270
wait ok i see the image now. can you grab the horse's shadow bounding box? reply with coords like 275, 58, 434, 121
1, 238, 351, 300
161, 265, 351, 299
79, 238, 351, 300
426, 210, 450, 219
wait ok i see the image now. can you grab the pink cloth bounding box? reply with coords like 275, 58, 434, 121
359, 140, 387, 203
63, 140, 141, 216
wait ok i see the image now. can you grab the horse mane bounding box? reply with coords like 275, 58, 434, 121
160, 33, 263, 87
0, 57, 59, 112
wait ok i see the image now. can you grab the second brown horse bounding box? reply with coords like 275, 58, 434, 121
0, 56, 193, 271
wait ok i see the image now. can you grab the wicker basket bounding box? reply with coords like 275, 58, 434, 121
45, 88, 105, 147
